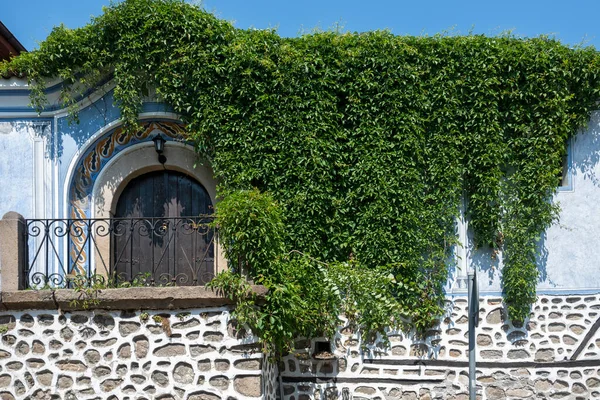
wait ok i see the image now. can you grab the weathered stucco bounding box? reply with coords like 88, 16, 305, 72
0, 121, 36, 219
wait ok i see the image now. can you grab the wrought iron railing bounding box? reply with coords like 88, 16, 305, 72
24, 216, 217, 289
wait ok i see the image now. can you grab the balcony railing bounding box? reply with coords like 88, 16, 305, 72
23, 216, 217, 289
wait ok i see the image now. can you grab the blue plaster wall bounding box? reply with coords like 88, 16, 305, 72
0, 121, 35, 218
451, 112, 600, 295
0, 86, 174, 221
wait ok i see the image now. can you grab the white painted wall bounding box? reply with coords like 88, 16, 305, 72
542, 111, 600, 292
452, 111, 600, 294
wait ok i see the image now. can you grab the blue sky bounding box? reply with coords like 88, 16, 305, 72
3, 0, 600, 52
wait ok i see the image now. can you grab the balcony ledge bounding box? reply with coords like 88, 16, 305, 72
0, 285, 267, 311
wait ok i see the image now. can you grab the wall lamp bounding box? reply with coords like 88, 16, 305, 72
152, 134, 167, 164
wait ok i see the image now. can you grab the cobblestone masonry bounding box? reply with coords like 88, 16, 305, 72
263, 352, 279, 400
0, 307, 267, 400
281, 294, 600, 400
1, 295, 600, 399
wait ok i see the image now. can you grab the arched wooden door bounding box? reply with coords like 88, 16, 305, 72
112, 170, 214, 285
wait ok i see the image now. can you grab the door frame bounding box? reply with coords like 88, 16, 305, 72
112, 169, 215, 285
90, 140, 226, 280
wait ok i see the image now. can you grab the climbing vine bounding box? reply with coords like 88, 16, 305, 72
3, 0, 600, 334
208, 189, 407, 354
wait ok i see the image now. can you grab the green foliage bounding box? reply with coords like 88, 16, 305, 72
209, 190, 407, 354
176, 312, 191, 321
213, 189, 285, 279
209, 190, 339, 353
152, 315, 163, 323
326, 261, 410, 339
5, 0, 600, 326
139, 311, 150, 323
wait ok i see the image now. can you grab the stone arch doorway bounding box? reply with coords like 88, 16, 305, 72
112, 170, 215, 285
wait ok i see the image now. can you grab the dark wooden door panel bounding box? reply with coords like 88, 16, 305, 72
113, 170, 214, 285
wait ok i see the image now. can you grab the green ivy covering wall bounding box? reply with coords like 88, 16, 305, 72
4, 0, 600, 334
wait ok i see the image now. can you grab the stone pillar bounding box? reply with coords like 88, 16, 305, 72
0, 212, 27, 291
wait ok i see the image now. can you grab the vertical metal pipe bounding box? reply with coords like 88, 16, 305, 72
44, 221, 50, 283
151, 218, 155, 284
87, 219, 92, 283
171, 218, 176, 283
130, 219, 134, 283
67, 220, 71, 277
87, 220, 92, 282
468, 271, 476, 400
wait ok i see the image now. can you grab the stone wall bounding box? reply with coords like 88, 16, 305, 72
2, 292, 600, 400
0, 306, 269, 400
280, 294, 600, 400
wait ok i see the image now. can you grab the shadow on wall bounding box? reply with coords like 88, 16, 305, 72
0, 109, 115, 162
536, 233, 554, 287
0, 91, 116, 161
55, 90, 117, 159
468, 236, 552, 289
55, 89, 173, 160
93, 173, 120, 219
572, 111, 600, 187
0, 119, 52, 154
470, 243, 501, 288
